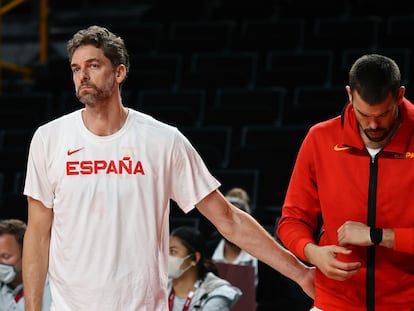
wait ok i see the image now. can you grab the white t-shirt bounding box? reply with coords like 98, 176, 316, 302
24, 108, 221, 311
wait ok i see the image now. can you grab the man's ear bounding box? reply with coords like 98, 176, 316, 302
115, 65, 127, 82
345, 85, 352, 103
398, 86, 405, 103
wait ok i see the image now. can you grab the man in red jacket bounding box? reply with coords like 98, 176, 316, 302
278, 53, 414, 311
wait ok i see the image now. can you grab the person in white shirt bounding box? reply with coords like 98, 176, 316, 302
22, 25, 314, 311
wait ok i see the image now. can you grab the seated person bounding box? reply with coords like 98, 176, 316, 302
168, 226, 242, 311
0, 219, 51, 311
209, 188, 259, 287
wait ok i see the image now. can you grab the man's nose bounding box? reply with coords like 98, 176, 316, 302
79, 68, 89, 81
367, 117, 380, 129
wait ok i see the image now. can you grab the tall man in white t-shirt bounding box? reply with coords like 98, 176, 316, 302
22, 25, 315, 311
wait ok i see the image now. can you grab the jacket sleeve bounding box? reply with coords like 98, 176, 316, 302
277, 129, 321, 261
393, 228, 414, 254
201, 296, 232, 311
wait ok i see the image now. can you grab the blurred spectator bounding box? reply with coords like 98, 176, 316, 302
0, 219, 51, 311
168, 226, 242, 310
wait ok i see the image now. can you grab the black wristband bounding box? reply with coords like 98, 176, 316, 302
370, 227, 383, 245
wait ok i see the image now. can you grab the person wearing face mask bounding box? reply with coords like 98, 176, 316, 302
168, 226, 242, 311
0, 219, 51, 311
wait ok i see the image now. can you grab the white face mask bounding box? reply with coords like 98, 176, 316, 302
168, 254, 192, 279
0, 263, 17, 284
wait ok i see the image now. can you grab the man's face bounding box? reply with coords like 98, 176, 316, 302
347, 87, 402, 149
70, 45, 117, 107
0, 234, 22, 274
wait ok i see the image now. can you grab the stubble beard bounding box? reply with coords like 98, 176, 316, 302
77, 75, 115, 107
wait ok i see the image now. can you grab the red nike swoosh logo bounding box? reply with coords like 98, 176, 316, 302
67, 147, 84, 156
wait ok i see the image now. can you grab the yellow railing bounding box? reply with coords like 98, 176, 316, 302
0, 0, 25, 15
0, 0, 48, 94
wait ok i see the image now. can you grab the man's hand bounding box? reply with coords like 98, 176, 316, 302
304, 243, 361, 281
337, 221, 372, 247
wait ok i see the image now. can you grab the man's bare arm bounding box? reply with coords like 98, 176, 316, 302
23, 196, 53, 311
196, 190, 315, 298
